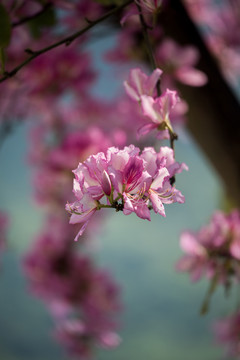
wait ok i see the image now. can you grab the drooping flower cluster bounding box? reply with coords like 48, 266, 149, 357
176, 210, 240, 284
66, 144, 187, 241
24, 215, 121, 358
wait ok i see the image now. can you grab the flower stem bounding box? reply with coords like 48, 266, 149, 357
136, 3, 161, 96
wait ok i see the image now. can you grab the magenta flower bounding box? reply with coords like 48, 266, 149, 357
66, 145, 187, 240
124, 68, 162, 102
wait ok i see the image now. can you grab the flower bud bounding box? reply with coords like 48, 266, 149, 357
102, 170, 112, 196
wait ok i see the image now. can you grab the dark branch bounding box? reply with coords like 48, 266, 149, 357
0, 0, 133, 84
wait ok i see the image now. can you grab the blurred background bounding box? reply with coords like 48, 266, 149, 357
0, 1, 240, 359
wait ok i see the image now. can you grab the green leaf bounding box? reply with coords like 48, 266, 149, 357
0, 4, 11, 48
29, 6, 56, 39
0, 47, 6, 74
94, 0, 126, 5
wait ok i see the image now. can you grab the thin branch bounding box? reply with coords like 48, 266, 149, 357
136, 3, 161, 98
0, 122, 12, 150
136, 3, 158, 74
200, 273, 218, 315
12, 2, 52, 28
0, 0, 133, 84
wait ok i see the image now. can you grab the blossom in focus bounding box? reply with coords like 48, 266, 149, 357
176, 210, 240, 284
66, 145, 187, 240
124, 67, 162, 102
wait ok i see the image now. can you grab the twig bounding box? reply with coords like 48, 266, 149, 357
12, 3, 52, 27
136, 4, 157, 71
136, 3, 161, 97
0, 0, 133, 84
200, 273, 218, 315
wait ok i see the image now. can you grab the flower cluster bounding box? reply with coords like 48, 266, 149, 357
124, 68, 180, 138
176, 210, 240, 284
66, 144, 187, 241
24, 216, 121, 358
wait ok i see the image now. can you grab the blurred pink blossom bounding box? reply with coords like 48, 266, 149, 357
214, 310, 240, 358
0, 211, 8, 252
156, 38, 207, 87
176, 210, 240, 284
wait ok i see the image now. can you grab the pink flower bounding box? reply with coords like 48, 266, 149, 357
108, 146, 152, 220
156, 38, 207, 87
0, 211, 8, 252
24, 215, 121, 359
176, 231, 208, 282
66, 194, 98, 241
214, 311, 240, 357
176, 210, 240, 284
135, 0, 164, 14
67, 145, 187, 239
139, 89, 179, 137
124, 68, 162, 102
21, 47, 96, 98
55, 318, 120, 359
141, 146, 186, 216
